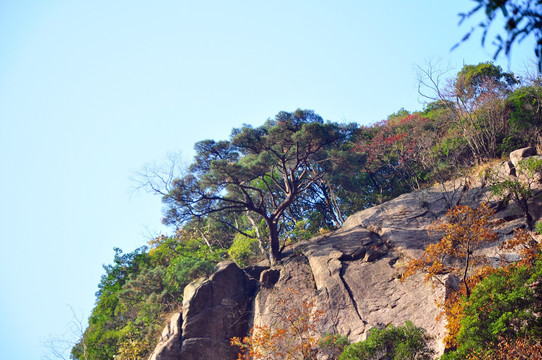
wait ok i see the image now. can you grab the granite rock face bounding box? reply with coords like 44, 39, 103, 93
149, 261, 260, 360
149, 313, 182, 360
180, 262, 259, 360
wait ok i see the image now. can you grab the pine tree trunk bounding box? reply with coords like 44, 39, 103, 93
268, 220, 280, 266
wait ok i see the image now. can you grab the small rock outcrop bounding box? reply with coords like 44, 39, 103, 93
149, 313, 182, 360
180, 262, 258, 360
510, 146, 537, 167
148, 261, 260, 360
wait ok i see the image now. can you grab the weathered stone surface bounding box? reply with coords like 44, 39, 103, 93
254, 218, 447, 353
259, 268, 280, 287
179, 261, 258, 359
178, 338, 235, 360
510, 146, 537, 167
498, 160, 516, 177
148, 313, 182, 360
250, 162, 541, 357
244, 265, 268, 282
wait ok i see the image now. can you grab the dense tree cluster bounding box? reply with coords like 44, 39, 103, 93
70, 63, 542, 359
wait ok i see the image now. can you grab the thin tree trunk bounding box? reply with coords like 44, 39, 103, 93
267, 219, 281, 266
247, 213, 266, 255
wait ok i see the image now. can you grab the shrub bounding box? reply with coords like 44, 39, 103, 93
165, 256, 216, 297
338, 321, 434, 360
442, 256, 542, 359
231, 289, 324, 360
228, 232, 260, 267
319, 333, 350, 359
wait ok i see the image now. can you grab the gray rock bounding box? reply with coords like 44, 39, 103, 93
148, 313, 182, 360
179, 261, 257, 359
510, 147, 537, 167
259, 268, 280, 287
498, 160, 516, 177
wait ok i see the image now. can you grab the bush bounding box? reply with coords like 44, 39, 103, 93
319, 333, 350, 359
338, 321, 434, 360
228, 233, 260, 267
165, 256, 216, 297
442, 257, 542, 359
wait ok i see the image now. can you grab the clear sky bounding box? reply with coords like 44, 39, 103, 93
0, 1, 536, 359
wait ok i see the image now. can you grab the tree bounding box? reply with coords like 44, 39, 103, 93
402, 203, 498, 299
418, 62, 517, 161
401, 203, 500, 350
506, 84, 542, 150
355, 113, 439, 193
43, 307, 89, 360
457, 0, 542, 70
71, 247, 152, 360
231, 289, 325, 360
455, 63, 516, 158
161, 110, 350, 265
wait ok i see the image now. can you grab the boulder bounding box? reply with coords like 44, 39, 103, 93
252, 219, 446, 352
259, 268, 280, 287
179, 261, 258, 359
497, 160, 516, 177
148, 313, 182, 360
510, 147, 537, 167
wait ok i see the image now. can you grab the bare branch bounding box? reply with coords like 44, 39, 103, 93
131, 152, 186, 197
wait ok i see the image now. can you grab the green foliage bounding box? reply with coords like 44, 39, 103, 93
290, 220, 315, 242
386, 108, 410, 121
72, 239, 222, 360
434, 136, 468, 158
72, 247, 151, 360
165, 256, 217, 298
455, 62, 517, 100
163, 109, 354, 264
491, 179, 533, 205
319, 333, 350, 349
319, 333, 350, 359
228, 232, 260, 267
338, 321, 434, 360
536, 222, 542, 235
489, 157, 542, 227
507, 85, 542, 143
442, 257, 542, 359
518, 156, 542, 176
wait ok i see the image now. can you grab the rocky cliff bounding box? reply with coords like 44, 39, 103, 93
149, 148, 542, 359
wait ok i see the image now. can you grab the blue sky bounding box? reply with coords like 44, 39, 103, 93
0, 1, 536, 359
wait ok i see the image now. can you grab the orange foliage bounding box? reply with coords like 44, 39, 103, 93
402, 203, 542, 351
402, 203, 500, 349
436, 265, 498, 349
231, 289, 324, 360
499, 228, 540, 267
402, 203, 498, 298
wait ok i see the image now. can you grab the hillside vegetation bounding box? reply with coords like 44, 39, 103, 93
71, 63, 542, 359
